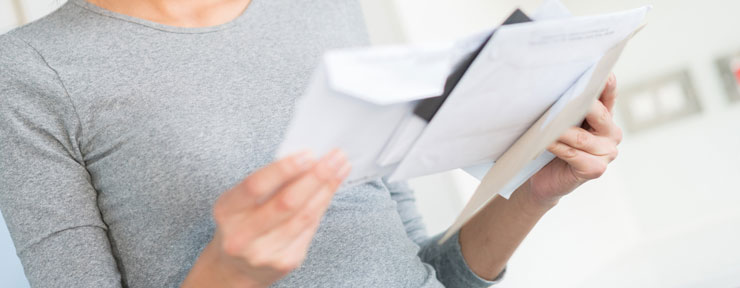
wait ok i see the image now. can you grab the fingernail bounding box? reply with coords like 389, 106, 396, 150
293, 150, 315, 171
335, 162, 352, 180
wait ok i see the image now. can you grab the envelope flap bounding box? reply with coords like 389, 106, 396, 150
322, 45, 452, 105
323, 40, 483, 105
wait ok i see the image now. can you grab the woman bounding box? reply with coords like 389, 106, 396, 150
0, 0, 622, 287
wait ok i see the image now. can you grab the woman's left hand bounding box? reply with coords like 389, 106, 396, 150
524, 74, 622, 207
459, 74, 623, 280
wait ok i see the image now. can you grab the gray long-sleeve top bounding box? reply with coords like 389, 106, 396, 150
0, 0, 503, 287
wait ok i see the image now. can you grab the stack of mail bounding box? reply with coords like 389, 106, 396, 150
277, 1, 650, 241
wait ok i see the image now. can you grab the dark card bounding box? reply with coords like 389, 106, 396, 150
413, 9, 532, 122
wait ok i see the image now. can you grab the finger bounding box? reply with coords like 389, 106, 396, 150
218, 152, 348, 257
265, 192, 336, 274
235, 226, 315, 276
251, 149, 348, 234
584, 100, 617, 137
267, 224, 317, 274
239, 150, 316, 203
250, 177, 342, 257
547, 141, 610, 180
557, 127, 617, 156
278, 224, 316, 261
216, 151, 316, 217
600, 73, 618, 113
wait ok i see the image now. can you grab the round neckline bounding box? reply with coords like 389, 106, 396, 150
70, 0, 257, 34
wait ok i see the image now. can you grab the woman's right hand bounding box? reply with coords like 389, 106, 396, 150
182, 149, 350, 288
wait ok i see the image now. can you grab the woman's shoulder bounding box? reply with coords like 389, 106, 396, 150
0, 31, 78, 145
0, 1, 101, 62
0, 30, 72, 117
0, 0, 105, 80
0, 33, 47, 84
0, 28, 57, 82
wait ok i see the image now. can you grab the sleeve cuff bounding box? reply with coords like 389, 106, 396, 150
420, 232, 506, 287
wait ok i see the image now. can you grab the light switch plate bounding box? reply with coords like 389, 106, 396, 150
618, 70, 701, 133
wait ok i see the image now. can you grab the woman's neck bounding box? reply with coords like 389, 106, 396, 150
87, 0, 252, 28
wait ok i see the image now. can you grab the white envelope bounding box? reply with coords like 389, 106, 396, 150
276, 35, 488, 185
277, 4, 649, 207
440, 26, 646, 242
388, 6, 650, 182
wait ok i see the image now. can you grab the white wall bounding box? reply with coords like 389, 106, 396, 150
0, 0, 20, 33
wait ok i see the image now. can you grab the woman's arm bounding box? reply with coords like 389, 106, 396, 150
460, 75, 622, 280
459, 185, 552, 280
0, 34, 122, 288
388, 179, 503, 287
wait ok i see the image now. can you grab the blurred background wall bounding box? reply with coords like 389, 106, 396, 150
2, 0, 739, 287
